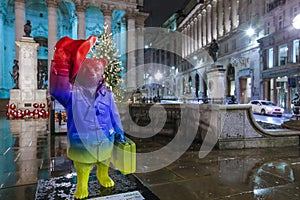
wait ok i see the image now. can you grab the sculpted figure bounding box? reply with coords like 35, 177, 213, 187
50, 36, 124, 199
208, 39, 219, 63
24, 20, 32, 37
10, 59, 19, 89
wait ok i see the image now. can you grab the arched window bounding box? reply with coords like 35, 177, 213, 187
227, 64, 235, 96
195, 74, 200, 98
182, 78, 185, 94
188, 76, 192, 94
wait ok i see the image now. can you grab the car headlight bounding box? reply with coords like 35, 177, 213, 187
266, 107, 273, 112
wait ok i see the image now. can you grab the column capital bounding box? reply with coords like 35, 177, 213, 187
14, 0, 25, 3
197, 12, 202, 18
46, 0, 59, 8
211, 0, 217, 7
75, 1, 88, 12
126, 8, 138, 19
136, 12, 149, 28
101, 4, 113, 16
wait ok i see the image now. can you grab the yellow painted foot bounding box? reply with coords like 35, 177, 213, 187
73, 161, 92, 199
98, 175, 115, 187
74, 186, 88, 199
96, 162, 115, 188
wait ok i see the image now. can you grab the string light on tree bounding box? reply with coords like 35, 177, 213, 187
91, 23, 125, 102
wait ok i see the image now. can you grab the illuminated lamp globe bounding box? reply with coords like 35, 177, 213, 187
293, 14, 300, 30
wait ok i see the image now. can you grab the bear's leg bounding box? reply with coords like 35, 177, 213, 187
74, 161, 92, 199
96, 159, 114, 187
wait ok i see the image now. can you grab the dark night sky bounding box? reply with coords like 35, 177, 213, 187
143, 0, 188, 27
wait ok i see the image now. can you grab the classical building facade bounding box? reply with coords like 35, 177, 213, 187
175, 0, 267, 104
259, 0, 300, 112
169, 0, 300, 108
0, 0, 148, 98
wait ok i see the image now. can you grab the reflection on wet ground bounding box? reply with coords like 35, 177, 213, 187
0, 118, 299, 199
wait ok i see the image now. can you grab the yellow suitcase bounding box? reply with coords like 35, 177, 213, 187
112, 136, 136, 175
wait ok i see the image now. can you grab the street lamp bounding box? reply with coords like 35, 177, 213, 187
292, 14, 300, 62
293, 14, 300, 30
155, 71, 163, 80
246, 27, 255, 37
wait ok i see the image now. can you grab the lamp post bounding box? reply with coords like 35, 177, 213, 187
292, 14, 300, 62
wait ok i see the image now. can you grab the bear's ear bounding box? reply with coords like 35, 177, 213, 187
97, 58, 107, 69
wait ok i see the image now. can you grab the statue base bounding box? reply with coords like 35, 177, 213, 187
206, 64, 226, 104
35, 169, 159, 200
8, 89, 48, 119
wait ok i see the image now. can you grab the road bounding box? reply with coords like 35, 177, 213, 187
253, 113, 291, 125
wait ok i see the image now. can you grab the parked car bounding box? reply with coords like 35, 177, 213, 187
249, 100, 284, 116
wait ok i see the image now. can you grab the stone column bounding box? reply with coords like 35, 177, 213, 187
190, 21, 194, 53
46, 0, 58, 71
14, 0, 25, 59
126, 11, 137, 91
197, 13, 202, 49
231, 0, 238, 29
76, 2, 87, 39
194, 18, 198, 52
202, 10, 207, 46
206, 5, 212, 44
183, 27, 187, 57
187, 24, 191, 56
224, 0, 231, 33
0, 7, 5, 92
211, 1, 217, 40
217, 0, 224, 37
101, 5, 113, 33
136, 12, 148, 88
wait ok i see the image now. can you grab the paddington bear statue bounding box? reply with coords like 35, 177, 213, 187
50, 36, 125, 199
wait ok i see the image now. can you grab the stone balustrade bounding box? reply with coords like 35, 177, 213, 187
119, 103, 300, 149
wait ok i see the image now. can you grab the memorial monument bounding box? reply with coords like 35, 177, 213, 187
206, 39, 226, 104
8, 21, 47, 119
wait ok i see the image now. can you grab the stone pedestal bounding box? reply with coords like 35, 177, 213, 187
206, 64, 225, 104
9, 37, 47, 116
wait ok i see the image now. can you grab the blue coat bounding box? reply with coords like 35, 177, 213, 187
51, 82, 124, 163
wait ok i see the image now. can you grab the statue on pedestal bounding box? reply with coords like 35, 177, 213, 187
10, 59, 19, 89
208, 39, 219, 63
50, 36, 127, 199
24, 20, 32, 37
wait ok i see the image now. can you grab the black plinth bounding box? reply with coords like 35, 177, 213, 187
35, 169, 159, 200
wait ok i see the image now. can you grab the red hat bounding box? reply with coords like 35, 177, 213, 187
53, 35, 98, 82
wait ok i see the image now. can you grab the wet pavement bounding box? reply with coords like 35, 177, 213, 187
0, 117, 300, 200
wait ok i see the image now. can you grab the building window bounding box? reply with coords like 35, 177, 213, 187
268, 48, 274, 68
266, 21, 270, 35
278, 44, 288, 66
293, 7, 298, 18
224, 43, 229, 53
232, 39, 236, 50
293, 39, 299, 63
278, 15, 284, 30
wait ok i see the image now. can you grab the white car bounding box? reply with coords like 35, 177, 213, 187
249, 100, 284, 116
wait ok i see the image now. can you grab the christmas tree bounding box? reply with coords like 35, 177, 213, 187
91, 24, 125, 102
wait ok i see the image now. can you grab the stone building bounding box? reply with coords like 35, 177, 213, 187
175, 0, 267, 104
258, 0, 300, 112
0, 0, 148, 98
148, 0, 300, 107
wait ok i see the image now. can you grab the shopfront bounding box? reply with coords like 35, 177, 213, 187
262, 66, 300, 112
